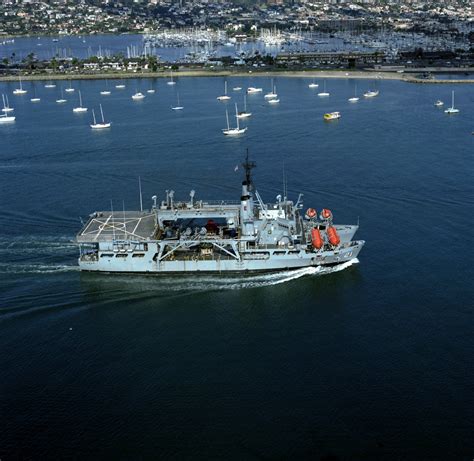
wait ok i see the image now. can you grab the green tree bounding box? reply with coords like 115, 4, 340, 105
50, 57, 59, 72
148, 56, 158, 72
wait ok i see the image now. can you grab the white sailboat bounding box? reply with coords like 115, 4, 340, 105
65, 80, 75, 93
0, 112, 15, 123
317, 81, 330, 97
237, 95, 252, 119
167, 70, 176, 86
1, 94, 14, 112
132, 91, 145, 100
217, 81, 231, 101
100, 80, 111, 95
56, 88, 67, 103
434, 100, 444, 107
247, 86, 263, 94
308, 79, 319, 89
30, 88, 41, 102
44, 81, 56, 88
171, 92, 183, 110
223, 104, 247, 136
444, 91, 459, 114
147, 84, 156, 94
364, 89, 379, 98
1, 94, 15, 123
115, 80, 126, 89
13, 77, 27, 95
264, 80, 278, 99
233, 86, 242, 91
73, 90, 88, 112
90, 104, 111, 129
348, 84, 359, 102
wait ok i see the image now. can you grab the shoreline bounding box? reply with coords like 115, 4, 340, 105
0, 69, 472, 84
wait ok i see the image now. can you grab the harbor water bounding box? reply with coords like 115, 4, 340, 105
1, 76, 473, 460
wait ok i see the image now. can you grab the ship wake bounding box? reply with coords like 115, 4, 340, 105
100, 258, 360, 293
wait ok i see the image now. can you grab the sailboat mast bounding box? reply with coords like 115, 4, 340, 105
226, 110, 230, 130
235, 103, 239, 130
92, 109, 96, 125
100, 104, 104, 123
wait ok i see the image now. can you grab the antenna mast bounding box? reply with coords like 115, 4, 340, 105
139, 176, 143, 212
242, 148, 256, 190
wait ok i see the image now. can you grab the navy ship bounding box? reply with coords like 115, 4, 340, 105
76, 154, 364, 274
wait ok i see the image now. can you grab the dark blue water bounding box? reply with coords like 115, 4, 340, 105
1, 77, 473, 460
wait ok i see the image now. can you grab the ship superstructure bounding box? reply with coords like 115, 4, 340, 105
76, 155, 364, 274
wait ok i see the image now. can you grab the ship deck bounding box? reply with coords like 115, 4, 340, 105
77, 211, 157, 242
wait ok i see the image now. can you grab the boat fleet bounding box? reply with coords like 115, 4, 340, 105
1, 76, 465, 131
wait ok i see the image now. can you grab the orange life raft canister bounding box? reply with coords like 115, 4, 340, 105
327, 226, 340, 246
311, 228, 323, 249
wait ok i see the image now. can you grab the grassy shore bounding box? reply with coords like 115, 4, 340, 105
0, 69, 472, 84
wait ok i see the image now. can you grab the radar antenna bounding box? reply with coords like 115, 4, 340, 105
242, 148, 256, 190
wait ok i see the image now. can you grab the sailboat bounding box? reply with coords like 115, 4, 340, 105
348, 84, 359, 102
363, 85, 379, 97
115, 80, 126, 89
30, 88, 41, 102
237, 95, 251, 119
444, 91, 459, 114
171, 92, 183, 110
73, 90, 88, 112
44, 81, 56, 88
308, 79, 319, 89
247, 86, 262, 94
233, 86, 242, 91
222, 104, 247, 136
0, 94, 15, 123
13, 77, 27, 95
147, 83, 156, 94
100, 80, 111, 95
0, 112, 15, 124
65, 79, 75, 93
317, 81, 330, 97
132, 91, 145, 100
265, 80, 278, 99
90, 104, 111, 129
167, 70, 176, 85
217, 81, 231, 101
56, 88, 67, 103
1, 94, 14, 113
434, 100, 444, 107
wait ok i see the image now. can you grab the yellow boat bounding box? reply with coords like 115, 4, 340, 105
324, 111, 341, 121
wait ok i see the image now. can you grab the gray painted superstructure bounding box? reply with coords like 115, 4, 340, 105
76, 156, 364, 274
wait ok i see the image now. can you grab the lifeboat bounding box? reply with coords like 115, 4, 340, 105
327, 226, 340, 246
306, 208, 317, 219
311, 228, 323, 249
321, 208, 332, 220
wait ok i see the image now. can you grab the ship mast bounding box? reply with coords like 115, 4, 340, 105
242, 149, 256, 190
